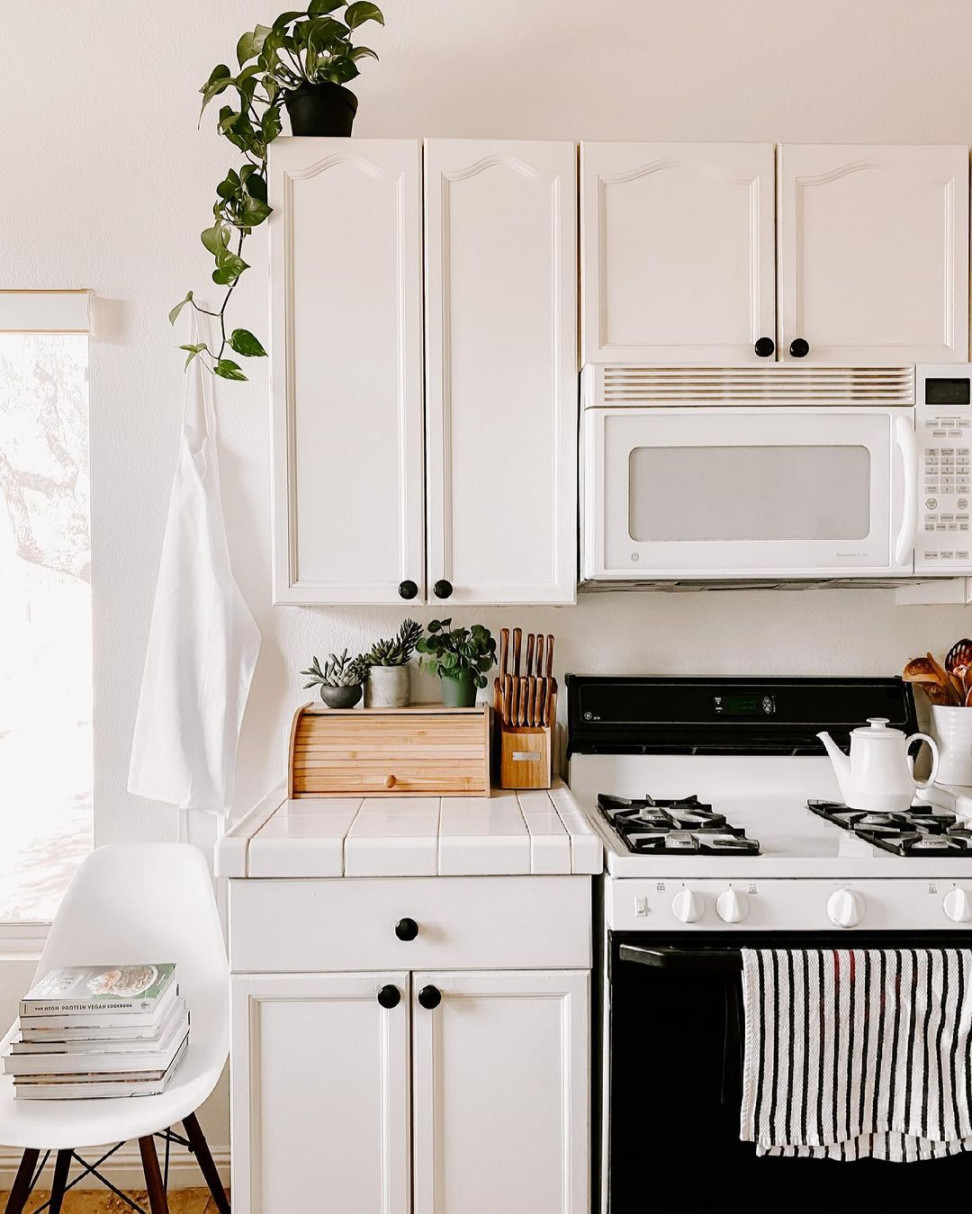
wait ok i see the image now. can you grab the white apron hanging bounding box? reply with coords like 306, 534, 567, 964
128, 335, 260, 813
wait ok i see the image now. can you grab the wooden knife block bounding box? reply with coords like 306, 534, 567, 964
497, 724, 553, 790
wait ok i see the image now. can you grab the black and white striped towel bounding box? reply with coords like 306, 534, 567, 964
740, 948, 972, 1161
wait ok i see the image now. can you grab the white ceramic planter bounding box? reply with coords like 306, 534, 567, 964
364, 664, 410, 708
931, 705, 972, 786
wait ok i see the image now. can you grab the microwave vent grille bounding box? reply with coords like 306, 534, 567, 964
593, 366, 915, 406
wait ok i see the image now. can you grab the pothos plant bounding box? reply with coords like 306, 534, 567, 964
170, 2, 386, 381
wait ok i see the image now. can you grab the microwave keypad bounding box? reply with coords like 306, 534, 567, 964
920, 412, 972, 565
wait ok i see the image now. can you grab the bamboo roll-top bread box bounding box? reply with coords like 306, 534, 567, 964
288, 704, 492, 797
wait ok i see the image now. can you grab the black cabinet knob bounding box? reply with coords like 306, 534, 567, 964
377, 984, 401, 1009
398, 580, 418, 600
754, 336, 775, 358
418, 985, 441, 1010
432, 579, 453, 600
395, 917, 418, 941
789, 338, 810, 359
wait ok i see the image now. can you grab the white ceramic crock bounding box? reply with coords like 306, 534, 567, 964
364, 664, 410, 708
931, 704, 972, 787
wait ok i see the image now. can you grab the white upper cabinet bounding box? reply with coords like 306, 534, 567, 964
411, 969, 589, 1214
581, 142, 777, 364
270, 139, 425, 604
778, 144, 970, 364
424, 140, 578, 605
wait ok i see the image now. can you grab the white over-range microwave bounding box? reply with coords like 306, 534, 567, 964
581, 364, 972, 586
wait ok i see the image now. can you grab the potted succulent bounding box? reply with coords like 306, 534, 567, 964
171, 3, 386, 382
301, 649, 368, 708
416, 620, 496, 709
362, 620, 424, 708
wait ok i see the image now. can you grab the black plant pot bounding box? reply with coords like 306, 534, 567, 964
285, 82, 358, 137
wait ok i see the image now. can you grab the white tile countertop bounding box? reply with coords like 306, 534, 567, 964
215, 782, 603, 879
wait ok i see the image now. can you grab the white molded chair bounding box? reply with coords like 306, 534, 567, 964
0, 844, 229, 1214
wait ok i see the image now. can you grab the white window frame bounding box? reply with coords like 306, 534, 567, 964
0, 289, 93, 955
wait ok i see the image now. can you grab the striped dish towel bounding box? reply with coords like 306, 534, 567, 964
740, 948, 972, 1161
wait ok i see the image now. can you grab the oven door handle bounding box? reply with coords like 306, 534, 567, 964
619, 944, 743, 972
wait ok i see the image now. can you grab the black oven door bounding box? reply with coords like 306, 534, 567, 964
608, 930, 972, 1208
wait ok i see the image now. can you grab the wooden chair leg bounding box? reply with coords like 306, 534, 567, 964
138, 1135, 170, 1214
48, 1149, 72, 1214
4, 1149, 39, 1214
183, 1111, 230, 1213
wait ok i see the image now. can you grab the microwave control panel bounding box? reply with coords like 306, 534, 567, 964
915, 366, 972, 573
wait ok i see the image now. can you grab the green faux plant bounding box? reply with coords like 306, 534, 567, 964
301, 649, 369, 689
170, 1, 386, 381
415, 620, 497, 689
363, 620, 424, 667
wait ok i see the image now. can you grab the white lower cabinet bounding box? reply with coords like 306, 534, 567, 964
231, 972, 412, 1213
229, 878, 592, 1213
412, 970, 589, 1214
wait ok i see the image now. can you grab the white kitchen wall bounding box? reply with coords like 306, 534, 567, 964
4, 0, 972, 1169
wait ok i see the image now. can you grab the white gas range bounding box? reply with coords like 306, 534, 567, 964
565, 675, 972, 1208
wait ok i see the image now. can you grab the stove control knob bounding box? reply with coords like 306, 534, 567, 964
716, 888, 749, 923
671, 889, 705, 923
944, 888, 972, 923
827, 888, 864, 928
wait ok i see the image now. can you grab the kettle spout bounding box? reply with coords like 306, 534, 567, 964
817, 730, 850, 799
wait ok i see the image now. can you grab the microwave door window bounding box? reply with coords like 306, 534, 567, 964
627, 445, 871, 543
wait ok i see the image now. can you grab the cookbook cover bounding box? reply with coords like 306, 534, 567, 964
20, 964, 176, 1017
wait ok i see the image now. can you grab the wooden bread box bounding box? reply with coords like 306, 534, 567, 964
288, 703, 491, 797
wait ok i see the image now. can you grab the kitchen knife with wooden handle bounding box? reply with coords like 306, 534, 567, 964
512, 628, 522, 678
525, 633, 535, 678
535, 634, 545, 683
533, 677, 544, 728
499, 628, 510, 680
512, 677, 521, 726
545, 634, 554, 678
503, 675, 513, 725
493, 676, 502, 717
519, 677, 529, 726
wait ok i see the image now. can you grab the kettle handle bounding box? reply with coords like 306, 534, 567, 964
906, 732, 940, 790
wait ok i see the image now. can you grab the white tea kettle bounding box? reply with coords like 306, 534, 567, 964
817, 718, 940, 812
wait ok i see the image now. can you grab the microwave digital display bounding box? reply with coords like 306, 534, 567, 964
713, 694, 776, 718
925, 377, 971, 406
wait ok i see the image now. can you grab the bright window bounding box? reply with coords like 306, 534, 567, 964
0, 293, 93, 921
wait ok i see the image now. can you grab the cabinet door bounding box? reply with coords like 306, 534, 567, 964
424, 140, 577, 605
581, 142, 776, 364
778, 144, 970, 364
270, 138, 425, 604
231, 972, 411, 1214
412, 970, 589, 1214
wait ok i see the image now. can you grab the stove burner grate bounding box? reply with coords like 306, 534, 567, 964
808, 800, 972, 857
596, 793, 760, 856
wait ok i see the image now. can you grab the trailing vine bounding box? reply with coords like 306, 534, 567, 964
170, 2, 385, 381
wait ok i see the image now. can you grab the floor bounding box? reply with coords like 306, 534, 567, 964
0, 1189, 224, 1212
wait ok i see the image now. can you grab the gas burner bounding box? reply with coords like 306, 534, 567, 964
596, 793, 760, 856
808, 799, 972, 857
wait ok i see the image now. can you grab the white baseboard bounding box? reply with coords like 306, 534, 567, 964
0, 1140, 230, 1191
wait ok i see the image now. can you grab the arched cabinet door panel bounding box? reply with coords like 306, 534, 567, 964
269, 138, 425, 604
581, 142, 776, 364
424, 140, 577, 605
778, 144, 969, 364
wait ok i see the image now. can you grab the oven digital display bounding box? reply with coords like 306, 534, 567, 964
713, 694, 776, 717
925, 377, 971, 406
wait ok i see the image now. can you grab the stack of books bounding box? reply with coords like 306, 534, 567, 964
3, 963, 188, 1099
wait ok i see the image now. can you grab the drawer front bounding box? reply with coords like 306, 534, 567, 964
228, 876, 591, 972
291, 708, 489, 796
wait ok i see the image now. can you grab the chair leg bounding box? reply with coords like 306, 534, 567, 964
183, 1111, 230, 1213
48, 1149, 72, 1214
4, 1149, 39, 1214
138, 1136, 170, 1214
